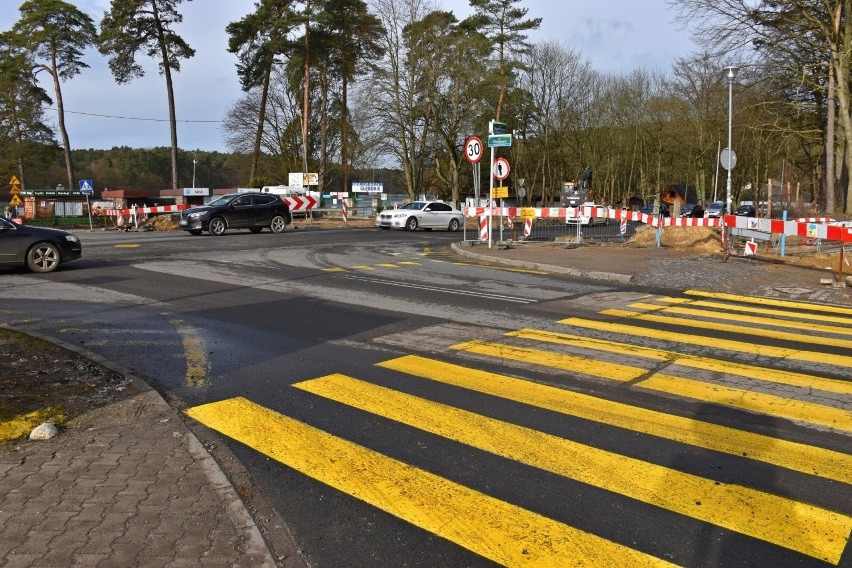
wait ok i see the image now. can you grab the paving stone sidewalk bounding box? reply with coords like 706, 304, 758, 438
0, 383, 302, 568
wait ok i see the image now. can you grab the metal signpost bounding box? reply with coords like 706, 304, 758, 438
79, 179, 94, 231
487, 121, 511, 248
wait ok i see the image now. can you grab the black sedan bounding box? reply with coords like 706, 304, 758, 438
0, 217, 82, 273
735, 204, 757, 217
178, 192, 292, 236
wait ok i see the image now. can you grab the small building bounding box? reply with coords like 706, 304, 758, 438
662, 184, 698, 205
19, 186, 89, 219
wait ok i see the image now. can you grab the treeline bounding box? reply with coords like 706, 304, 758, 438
3, 1, 852, 213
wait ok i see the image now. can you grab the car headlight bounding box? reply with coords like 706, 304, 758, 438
65, 235, 80, 243
392, 213, 408, 218
188, 211, 207, 219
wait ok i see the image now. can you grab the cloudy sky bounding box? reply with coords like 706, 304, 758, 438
0, 0, 697, 153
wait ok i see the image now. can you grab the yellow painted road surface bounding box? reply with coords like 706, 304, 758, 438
185, 397, 677, 568
183, 291, 852, 566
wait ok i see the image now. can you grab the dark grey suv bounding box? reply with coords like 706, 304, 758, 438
179, 192, 292, 236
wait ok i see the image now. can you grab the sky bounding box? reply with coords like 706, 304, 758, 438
0, 0, 698, 153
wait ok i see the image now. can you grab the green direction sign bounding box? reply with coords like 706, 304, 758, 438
490, 120, 507, 135
488, 133, 512, 147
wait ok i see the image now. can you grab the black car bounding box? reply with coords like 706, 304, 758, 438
637, 203, 670, 217
0, 217, 82, 273
178, 192, 292, 236
734, 204, 757, 217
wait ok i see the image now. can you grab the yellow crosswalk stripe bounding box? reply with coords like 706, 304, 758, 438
378, 355, 852, 485
625, 302, 852, 338
185, 396, 676, 568
600, 308, 852, 350
451, 339, 852, 433
685, 290, 852, 316
659, 296, 852, 325
509, 328, 852, 396
294, 373, 852, 563
558, 317, 852, 369
638, 375, 852, 433
451, 340, 646, 381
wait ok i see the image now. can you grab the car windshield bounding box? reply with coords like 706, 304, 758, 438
400, 202, 427, 210
708, 202, 724, 210
207, 195, 238, 207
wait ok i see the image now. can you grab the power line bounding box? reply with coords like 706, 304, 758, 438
60, 109, 222, 123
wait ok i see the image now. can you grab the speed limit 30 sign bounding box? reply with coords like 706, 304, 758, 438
465, 136, 483, 164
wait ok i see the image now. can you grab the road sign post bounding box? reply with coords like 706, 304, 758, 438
79, 179, 94, 231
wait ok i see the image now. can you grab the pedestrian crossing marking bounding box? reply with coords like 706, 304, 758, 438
378, 355, 852, 485
601, 308, 852, 350
509, 328, 852, 396
185, 396, 676, 568
452, 340, 647, 381
450, 339, 852, 434
685, 290, 852, 316
559, 317, 852, 369
625, 301, 852, 338
293, 373, 852, 562
639, 375, 852, 433
659, 296, 852, 325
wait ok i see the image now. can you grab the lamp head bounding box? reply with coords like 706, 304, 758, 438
723, 65, 739, 81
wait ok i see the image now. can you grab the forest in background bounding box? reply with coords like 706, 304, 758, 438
3, 0, 852, 214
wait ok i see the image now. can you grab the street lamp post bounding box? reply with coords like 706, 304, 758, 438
724, 65, 739, 214
192, 155, 197, 189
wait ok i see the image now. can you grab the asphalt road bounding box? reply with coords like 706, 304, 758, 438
2, 226, 850, 567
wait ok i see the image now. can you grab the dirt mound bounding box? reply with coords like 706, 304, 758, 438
629, 225, 721, 252
149, 214, 179, 231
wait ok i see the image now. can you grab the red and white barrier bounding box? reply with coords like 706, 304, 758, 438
523, 218, 533, 237
725, 215, 852, 242
341, 200, 348, 225
479, 215, 488, 241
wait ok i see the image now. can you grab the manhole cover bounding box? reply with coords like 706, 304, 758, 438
774, 287, 813, 294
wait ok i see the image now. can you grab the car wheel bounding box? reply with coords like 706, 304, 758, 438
188, 229, 202, 236
270, 215, 287, 233
26, 242, 61, 273
209, 217, 227, 236
448, 218, 460, 231
249, 227, 263, 233
405, 217, 418, 231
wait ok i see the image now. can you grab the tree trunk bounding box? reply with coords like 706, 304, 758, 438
152, 0, 179, 189
302, 0, 311, 175
341, 74, 349, 192
50, 51, 74, 192
251, 64, 272, 183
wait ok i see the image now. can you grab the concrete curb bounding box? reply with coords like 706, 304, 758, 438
450, 241, 634, 284
1, 324, 283, 567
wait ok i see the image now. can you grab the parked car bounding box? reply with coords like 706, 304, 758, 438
681, 203, 705, 218
178, 192, 292, 236
566, 203, 609, 225
375, 201, 464, 231
0, 217, 82, 273
705, 201, 727, 218
734, 204, 757, 217
637, 203, 670, 217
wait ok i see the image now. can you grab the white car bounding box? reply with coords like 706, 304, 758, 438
566, 203, 608, 226
705, 201, 726, 218
376, 201, 464, 231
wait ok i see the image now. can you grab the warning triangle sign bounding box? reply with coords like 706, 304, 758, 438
9, 194, 23, 206
10, 185, 20, 195
9, 175, 20, 185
